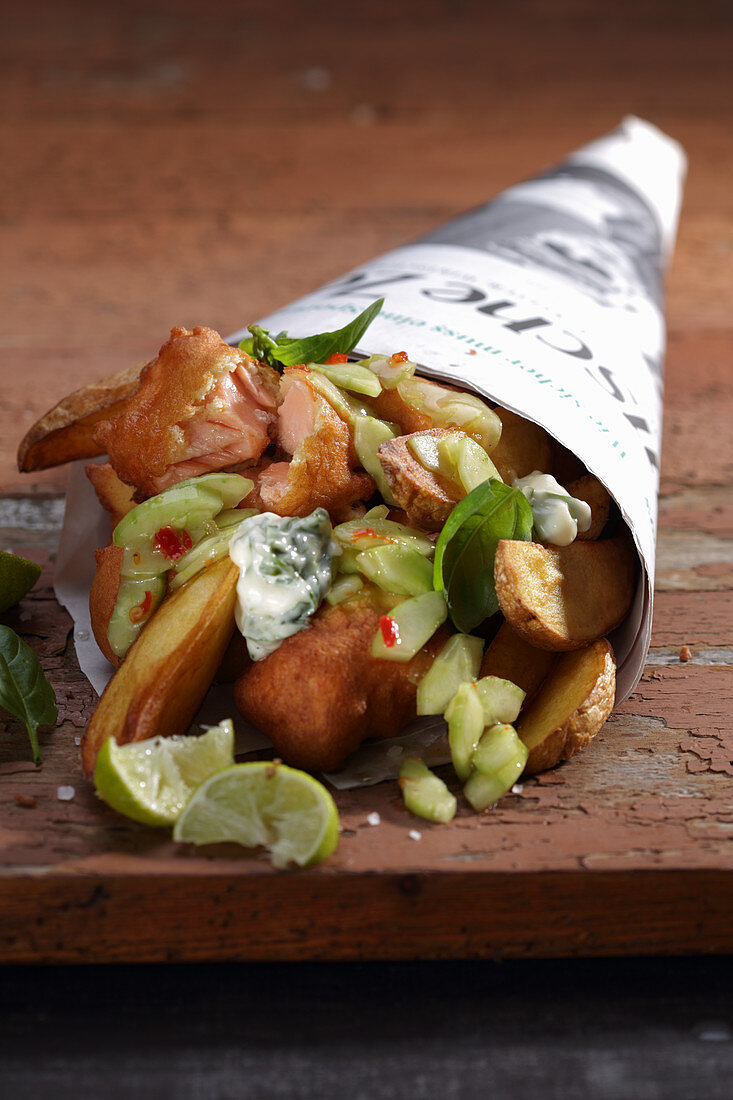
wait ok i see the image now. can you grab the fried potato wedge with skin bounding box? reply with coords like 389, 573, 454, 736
17, 363, 143, 472
517, 638, 615, 774
86, 463, 136, 530
89, 544, 124, 668
566, 474, 612, 541
494, 536, 636, 651
480, 621, 556, 704
489, 407, 554, 483
378, 429, 463, 533
235, 591, 450, 772
81, 558, 238, 777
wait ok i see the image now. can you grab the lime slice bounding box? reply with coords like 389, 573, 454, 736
173, 762, 340, 869
0, 551, 41, 613
93, 720, 235, 826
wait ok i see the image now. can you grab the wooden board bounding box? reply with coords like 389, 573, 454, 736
0, 0, 731, 960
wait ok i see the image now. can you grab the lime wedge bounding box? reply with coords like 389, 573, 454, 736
0, 551, 42, 613
93, 720, 235, 826
173, 762, 340, 869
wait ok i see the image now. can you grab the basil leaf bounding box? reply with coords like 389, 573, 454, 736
0, 625, 57, 766
433, 479, 533, 634
240, 299, 384, 369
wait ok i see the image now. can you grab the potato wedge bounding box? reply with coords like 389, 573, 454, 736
517, 638, 615, 774
567, 474, 611, 541
17, 362, 143, 472
480, 621, 556, 704
494, 536, 636, 651
489, 407, 553, 483
378, 429, 463, 532
89, 544, 124, 668
86, 463, 136, 530
81, 557, 238, 777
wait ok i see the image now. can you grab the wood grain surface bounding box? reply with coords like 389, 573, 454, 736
1, 0, 731, 962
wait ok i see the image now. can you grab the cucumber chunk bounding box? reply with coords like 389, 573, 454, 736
463, 723, 529, 810
312, 361, 382, 398
416, 633, 484, 716
399, 756, 457, 824
325, 574, 364, 605
106, 573, 167, 659
440, 434, 502, 493
362, 353, 416, 390
307, 371, 374, 424
474, 676, 526, 726
371, 590, 447, 662
445, 682, 485, 781
180, 473, 254, 509
216, 507, 258, 529
356, 543, 434, 597
114, 484, 222, 552
353, 416, 398, 506
333, 516, 434, 558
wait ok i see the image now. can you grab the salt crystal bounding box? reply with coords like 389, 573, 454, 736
57, 785, 75, 802
77, 630, 90, 641
386, 745, 403, 758
366, 812, 381, 827
408, 830, 422, 841
300, 66, 331, 92
74, 736, 81, 746
511, 784, 524, 795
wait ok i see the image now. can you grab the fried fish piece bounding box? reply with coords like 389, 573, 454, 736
234, 590, 449, 772
85, 462, 136, 530
89, 544, 124, 667
254, 367, 375, 522
94, 326, 279, 497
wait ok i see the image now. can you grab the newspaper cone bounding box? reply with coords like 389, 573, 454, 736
56, 116, 686, 780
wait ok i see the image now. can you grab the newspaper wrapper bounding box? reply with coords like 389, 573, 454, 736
55, 116, 686, 787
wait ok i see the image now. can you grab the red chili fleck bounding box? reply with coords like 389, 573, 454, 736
390, 350, 409, 364
379, 615, 400, 648
351, 527, 377, 541
326, 352, 349, 364
154, 526, 192, 562
129, 589, 153, 625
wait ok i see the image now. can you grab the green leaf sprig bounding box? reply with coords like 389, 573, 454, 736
0, 625, 57, 766
433, 479, 533, 634
239, 299, 384, 370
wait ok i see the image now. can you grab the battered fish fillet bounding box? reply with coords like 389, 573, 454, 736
94, 326, 280, 497
234, 591, 449, 772
85, 462, 136, 530
254, 367, 375, 521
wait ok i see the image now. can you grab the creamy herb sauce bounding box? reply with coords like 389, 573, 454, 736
513, 471, 592, 546
229, 509, 336, 660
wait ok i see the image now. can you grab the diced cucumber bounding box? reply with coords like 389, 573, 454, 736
397, 379, 502, 453
353, 416, 398, 506
113, 484, 222, 551
177, 473, 254, 509
106, 574, 167, 659
362, 504, 390, 522
408, 432, 457, 479
332, 545, 363, 574
169, 526, 240, 591
307, 371, 374, 424
416, 633, 484, 715
439, 434, 502, 493
333, 516, 434, 558
216, 507, 258, 529
325, 573, 364, 605
445, 681, 485, 781
312, 361, 382, 398
463, 723, 529, 810
474, 676, 526, 726
362, 353, 416, 389
355, 543, 433, 597
371, 590, 447, 662
399, 756, 457, 824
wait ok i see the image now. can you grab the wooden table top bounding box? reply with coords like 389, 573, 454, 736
1, 0, 731, 963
